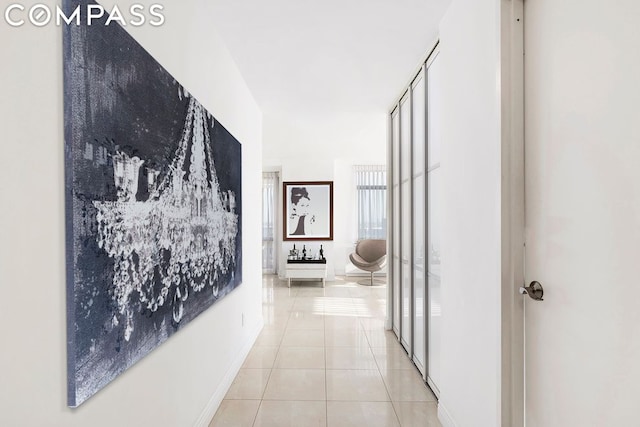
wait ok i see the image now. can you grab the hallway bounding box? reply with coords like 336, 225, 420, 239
210, 275, 440, 426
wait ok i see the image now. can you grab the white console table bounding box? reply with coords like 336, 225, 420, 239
285, 260, 327, 288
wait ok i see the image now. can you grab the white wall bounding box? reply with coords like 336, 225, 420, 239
0, 1, 263, 426
262, 111, 387, 278
437, 0, 503, 426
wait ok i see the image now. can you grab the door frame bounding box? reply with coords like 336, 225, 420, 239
500, 0, 525, 425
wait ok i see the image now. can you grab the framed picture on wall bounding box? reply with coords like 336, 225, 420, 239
283, 181, 334, 241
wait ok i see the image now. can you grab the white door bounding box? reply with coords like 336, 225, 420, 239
524, 1, 640, 425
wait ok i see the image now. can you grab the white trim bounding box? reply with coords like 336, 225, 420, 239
412, 357, 425, 377
427, 376, 440, 399
426, 46, 440, 68
388, 40, 440, 112
500, 0, 525, 426
438, 402, 458, 427
193, 319, 264, 427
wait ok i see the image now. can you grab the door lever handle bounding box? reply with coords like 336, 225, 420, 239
519, 281, 544, 301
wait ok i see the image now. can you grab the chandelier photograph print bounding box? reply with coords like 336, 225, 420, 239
64, 0, 242, 407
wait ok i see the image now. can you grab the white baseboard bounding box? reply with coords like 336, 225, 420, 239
438, 402, 458, 427
193, 319, 264, 427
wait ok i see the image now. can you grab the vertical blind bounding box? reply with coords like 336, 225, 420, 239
355, 165, 387, 240
262, 172, 279, 273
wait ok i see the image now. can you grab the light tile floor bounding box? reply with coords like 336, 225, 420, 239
210, 275, 441, 427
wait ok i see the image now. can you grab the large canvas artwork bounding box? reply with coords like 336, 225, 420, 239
63, 0, 242, 407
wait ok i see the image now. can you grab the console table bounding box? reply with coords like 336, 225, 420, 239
285, 259, 327, 288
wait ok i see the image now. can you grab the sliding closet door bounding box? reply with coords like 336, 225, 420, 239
389, 46, 440, 394
399, 94, 412, 353
391, 109, 401, 335
411, 68, 427, 374
426, 51, 442, 394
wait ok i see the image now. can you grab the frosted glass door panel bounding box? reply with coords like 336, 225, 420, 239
413, 261, 425, 372
427, 168, 442, 388
392, 112, 400, 186
392, 111, 401, 334
428, 53, 442, 169
428, 170, 442, 280
393, 254, 401, 334
393, 190, 401, 334
428, 273, 441, 392
399, 96, 412, 352
401, 180, 412, 351
411, 71, 426, 373
427, 51, 442, 392
400, 97, 411, 182
402, 262, 412, 349
412, 75, 426, 175
412, 174, 425, 372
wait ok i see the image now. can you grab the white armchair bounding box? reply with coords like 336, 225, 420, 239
349, 239, 387, 286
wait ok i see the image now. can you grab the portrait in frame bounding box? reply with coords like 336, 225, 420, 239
283, 181, 333, 241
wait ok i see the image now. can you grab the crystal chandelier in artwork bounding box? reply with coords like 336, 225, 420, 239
64, 0, 243, 407
93, 94, 239, 342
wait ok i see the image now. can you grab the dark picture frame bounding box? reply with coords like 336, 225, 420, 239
283, 181, 333, 241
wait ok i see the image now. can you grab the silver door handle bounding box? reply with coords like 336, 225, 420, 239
519, 281, 544, 301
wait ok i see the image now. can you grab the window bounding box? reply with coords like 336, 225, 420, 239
355, 165, 387, 240
262, 172, 279, 273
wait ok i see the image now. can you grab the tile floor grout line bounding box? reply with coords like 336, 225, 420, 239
324, 311, 329, 427
251, 399, 263, 427
257, 310, 288, 403
371, 316, 395, 407
215, 275, 439, 426
362, 286, 402, 426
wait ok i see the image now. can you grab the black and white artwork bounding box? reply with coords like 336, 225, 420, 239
283, 181, 333, 241
63, 0, 242, 407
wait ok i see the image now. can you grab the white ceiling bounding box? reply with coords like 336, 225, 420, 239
209, 0, 451, 116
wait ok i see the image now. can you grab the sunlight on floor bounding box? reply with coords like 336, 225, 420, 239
209, 274, 440, 427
